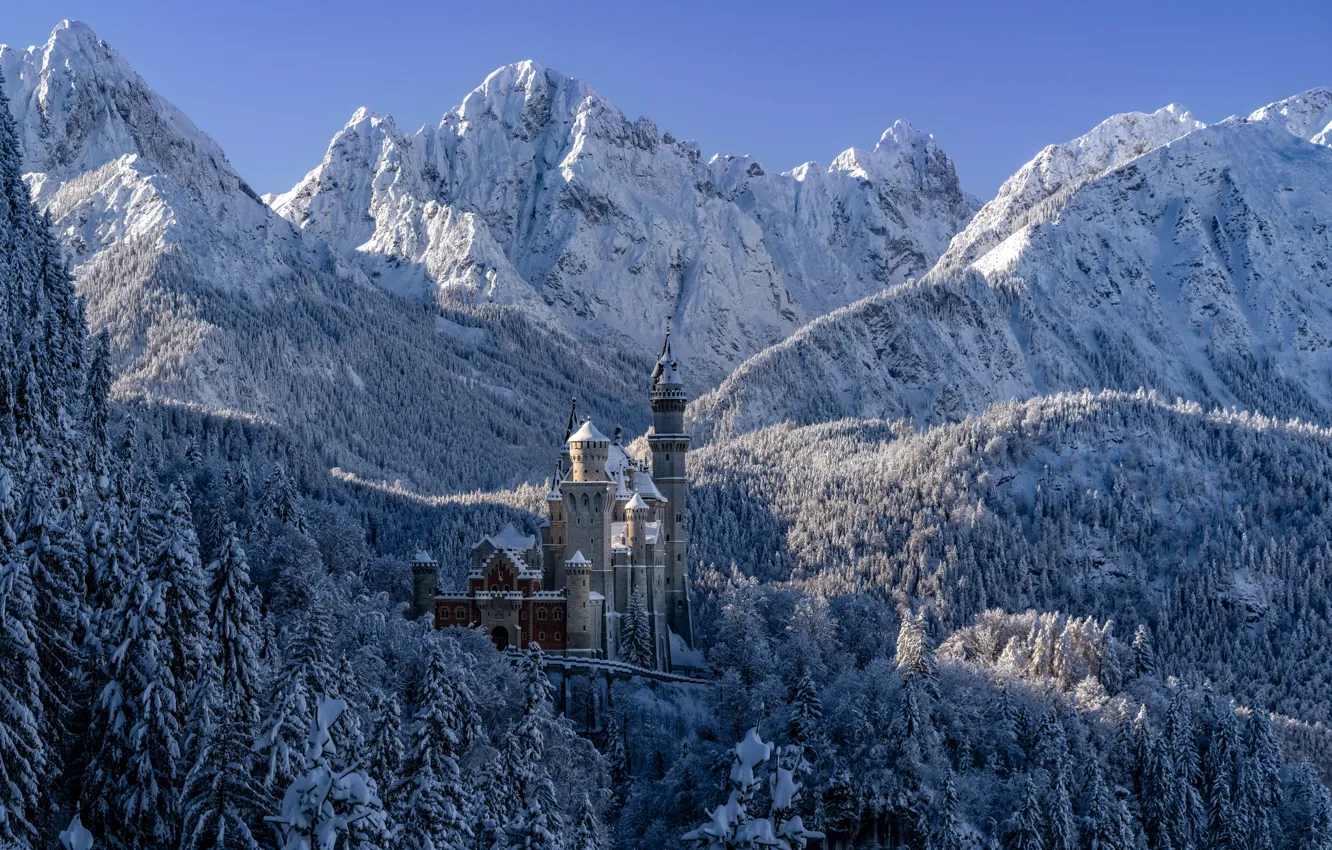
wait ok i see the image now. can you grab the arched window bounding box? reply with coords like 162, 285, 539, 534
554, 632, 562, 641
490, 584, 499, 592
521, 610, 528, 620
582, 493, 589, 507
594, 492, 602, 512
538, 609, 548, 620
538, 631, 546, 641
503, 585, 511, 593
554, 609, 563, 621
455, 607, 466, 620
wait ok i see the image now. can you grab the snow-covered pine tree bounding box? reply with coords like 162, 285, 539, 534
1007, 776, 1045, 850
683, 728, 822, 850
208, 522, 262, 722
928, 770, 963, 850
1131, 625, 1156, 679
262, 606, 336, 792
505, 645, 561, 849
180, 663, 268, 850
1284, 761, 1332, 850
266, 697, 387, 850
620, 587, 653, 668
1083, 765, 1128, 850
0, 510, 48, 848
401, 639, 471, 850
895, 611, 938, 698
786, 661, 825, 777
82, 551, 184, 849
146, 481, 212, 694
569, 794, 603, 850
14, 493, 85, 746
1047, 757, 1076, 850
1241, 710, 1281, 850
366, 691, 405, 815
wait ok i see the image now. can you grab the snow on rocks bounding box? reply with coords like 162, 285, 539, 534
271, 60, 979, 388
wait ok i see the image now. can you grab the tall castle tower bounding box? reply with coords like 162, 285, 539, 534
563, 419, 618, 657
649, 322, 693, 644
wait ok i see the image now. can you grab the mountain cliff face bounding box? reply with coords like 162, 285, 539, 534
1, 22, 651, 493
690, 94, 1332, 443
270, 62, 980, 388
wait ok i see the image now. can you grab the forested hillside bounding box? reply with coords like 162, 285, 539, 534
690, 390, 1332, 724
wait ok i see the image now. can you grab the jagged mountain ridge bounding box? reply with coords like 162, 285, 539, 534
270, 61, 980, 388
689, 90, 1332, 442
0, 21, 653, 493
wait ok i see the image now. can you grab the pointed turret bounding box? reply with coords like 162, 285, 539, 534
647, 320, 692, 647
560, 396, 577, 473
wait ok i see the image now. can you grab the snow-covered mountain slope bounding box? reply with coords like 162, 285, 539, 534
689, 94, 1332, 443
2, 22, 652, 493
936, 103, 1205, 271
689, 390, 1332, 723
1247, 87, 1332, 146
270, 61, 980, 388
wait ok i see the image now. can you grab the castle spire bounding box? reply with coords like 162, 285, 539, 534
563, 395, 578, 441
651, 316, 682, 388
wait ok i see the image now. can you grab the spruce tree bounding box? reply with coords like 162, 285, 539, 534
208, 522, 262, 720
1131, 625, 1156, 679
0, 521, 48, 848
180, 664, 267, 850
83, 556, 183, 849
146, 482, 211, 694
620, 587, 653, 668
366, 691, 405, 815
1007, 776, 1044, 850
401, 639, 471, 850
261, 606, 335, 792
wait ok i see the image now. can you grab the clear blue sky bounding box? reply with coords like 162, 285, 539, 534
6, 0, 1330, 198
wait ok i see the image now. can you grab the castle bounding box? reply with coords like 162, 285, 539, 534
411, 327, 697, 672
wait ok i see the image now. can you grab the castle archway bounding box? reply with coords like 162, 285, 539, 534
491, 626, 509, 651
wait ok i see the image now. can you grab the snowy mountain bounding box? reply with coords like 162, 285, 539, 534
1, 22, 652, 493
270, 61, 980, 388
689, 92, 1332, 442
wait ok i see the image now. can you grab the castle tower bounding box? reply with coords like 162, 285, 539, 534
625, 492, 649, 566
411, 550, 438, 620
564, 551, 596, 655
648, 321, 693, 644
542, 464, 567, 591
563, 419, 617, 656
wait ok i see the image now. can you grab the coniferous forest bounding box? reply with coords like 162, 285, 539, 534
4, 17, 1332, 850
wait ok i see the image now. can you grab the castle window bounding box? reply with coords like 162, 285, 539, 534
491, 584, 499, 592
440, 610, 449, 620
678, 554, 682, 561
554, 609, 563, 621
504, 585, 511, 592
455, 607, 465, 620
538, 609, 547, 620
594, 493, 602, 512
582, 493, 589, 507
521, 611, 528, 620
667, 577, 671, 584
555, 632, 562, 640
